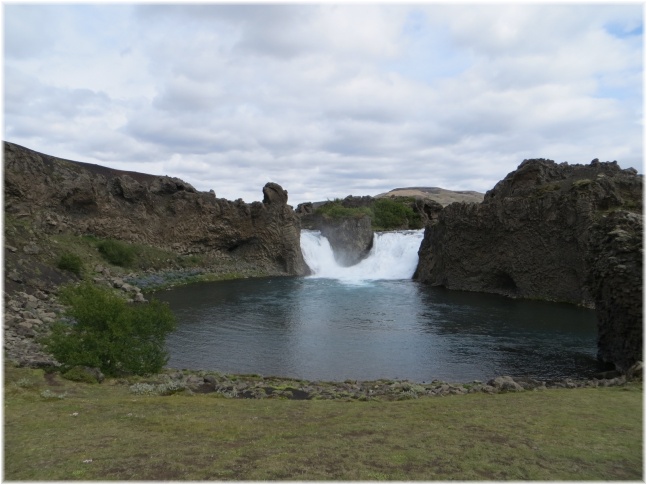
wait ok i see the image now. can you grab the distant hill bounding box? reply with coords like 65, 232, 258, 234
375, 187, 484, 207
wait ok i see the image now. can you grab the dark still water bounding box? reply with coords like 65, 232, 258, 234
157, 276, 599, 383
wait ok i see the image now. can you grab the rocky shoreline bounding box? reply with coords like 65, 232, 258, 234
125, 365, 642, 401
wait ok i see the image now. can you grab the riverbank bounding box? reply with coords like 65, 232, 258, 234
3, 249, 295, 369
5, 364, 642, 480
3, 247, 286, 368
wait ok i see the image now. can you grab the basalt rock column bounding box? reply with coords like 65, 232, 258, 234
587, 210, 643, 371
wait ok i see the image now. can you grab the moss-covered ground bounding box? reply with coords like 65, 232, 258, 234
4, 365, 642, 480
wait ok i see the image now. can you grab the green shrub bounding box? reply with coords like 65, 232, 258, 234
373, 198, 421, 230
313, 197, 424, 230
97, 239, 136, 267
44, 282, 176, 377
57, 252, 84, 276
315, 201, 372, 220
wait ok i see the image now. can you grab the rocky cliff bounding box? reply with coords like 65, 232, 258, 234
586, 210, 643, 371
4, 141, 308, 278
414, 158, 643, 370
415, 159, 642, 304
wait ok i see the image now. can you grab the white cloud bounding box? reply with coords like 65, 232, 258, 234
3, 4, 643, 205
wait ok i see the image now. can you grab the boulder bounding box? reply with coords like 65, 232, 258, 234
262, 182, 288, 205
295, 202, 313, 215
487, 376, 524, 392
23, 244, 41, 255
626, 361, 643, 381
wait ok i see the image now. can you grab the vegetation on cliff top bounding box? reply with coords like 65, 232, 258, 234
315, 197, 423, 230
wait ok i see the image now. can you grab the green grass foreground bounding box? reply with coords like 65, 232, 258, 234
4, 365, 643, 480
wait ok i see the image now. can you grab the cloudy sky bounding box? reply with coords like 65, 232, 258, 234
3, 3, 643, 205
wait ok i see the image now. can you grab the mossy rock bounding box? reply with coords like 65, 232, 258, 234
572, 179, 593, 189
62, 366, 104, 384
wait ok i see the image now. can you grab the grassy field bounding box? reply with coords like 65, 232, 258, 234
4, 365, 643, 480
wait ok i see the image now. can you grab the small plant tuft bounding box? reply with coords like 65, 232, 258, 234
57, 252, 84, 276
40, 389, 68, 400
15, 378, 35, 389
97, 239, 136, 267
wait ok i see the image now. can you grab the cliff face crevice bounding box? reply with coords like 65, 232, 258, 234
4, 141, 308, 276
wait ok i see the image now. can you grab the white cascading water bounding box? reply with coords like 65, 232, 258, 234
300, 229, 425, 283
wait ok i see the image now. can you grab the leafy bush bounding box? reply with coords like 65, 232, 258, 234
373, 198, 421, 230
97, 239, 136, 267
315, 201, 372, 220
313, 198, 423, 230
44, 282, 176, 377
57, 252, 84, 276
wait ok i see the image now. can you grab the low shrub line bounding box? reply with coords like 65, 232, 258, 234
314, 197, 423, 230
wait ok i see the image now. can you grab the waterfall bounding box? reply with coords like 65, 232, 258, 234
300, 229, 424, 283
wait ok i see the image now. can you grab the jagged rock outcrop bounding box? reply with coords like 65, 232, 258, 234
412, 198, 444, 227
295, 202, 314, 215
415, 158, 643, 307
587, 211, 643, 371
337, 195, 374, 209
319, 215, 374, 267
414, 158, 643, 371
262, 182, 289, 205
4, 141, 308, 276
